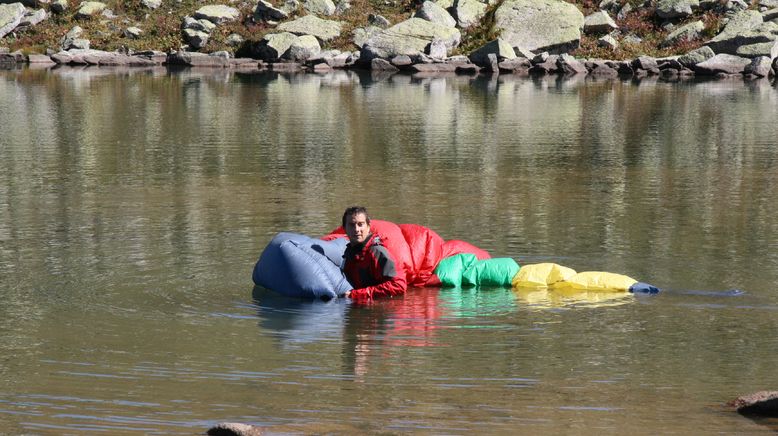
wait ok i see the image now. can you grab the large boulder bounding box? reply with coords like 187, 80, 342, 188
414, 0, 456, 27
454, 0, 487, 28
18, 8, 46, 27
706, 10, 776, 57
361, 17, 461, 61
583, 11, 617, 34
694, 53, 751, 74
285, 34, 321, 61
352, 25, 381, 47
493, 0, 584, 54
662, 20, 703, 46
254, 32, 298, 60
277, 14, 343, 42
194, 5, 240, 24
0, 2, 25, 38
678, 45, 714, 67
75, 1, 106, 18
655, 0, 698, 19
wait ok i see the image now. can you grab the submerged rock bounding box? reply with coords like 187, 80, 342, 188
468, 38, 515, 67
729, 391, 778, 416
207, 422, 263, 436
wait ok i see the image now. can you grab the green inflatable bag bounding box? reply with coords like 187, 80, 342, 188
435, 253, 478, 287
461, 258, 520, 287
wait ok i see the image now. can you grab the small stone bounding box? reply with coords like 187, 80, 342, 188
598, 34, 618, 49
368, 13, 390, 27
124, 26, 142, 38
183, 28, 209, 49
632, 55, 660, 74
390, 54, 412, 66
557, 53, 587, 74
141, 0, 162, 9
51, 0, 67, 13
584, 11, 618, 34
371, 57, 399, 71
226, 33, 244, 46
194, 5, 241, 25
744, 55, 772, 77
255, 0, 288, 21
75, 1, 106, 19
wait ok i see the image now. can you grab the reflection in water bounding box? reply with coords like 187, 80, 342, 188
2, 68, 778, 434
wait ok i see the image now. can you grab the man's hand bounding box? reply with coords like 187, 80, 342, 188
343, 291, 351, 298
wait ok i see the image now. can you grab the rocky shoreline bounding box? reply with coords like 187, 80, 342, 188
2, 0, 778, 79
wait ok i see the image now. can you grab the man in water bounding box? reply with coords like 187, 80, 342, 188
341, 206, 407, 299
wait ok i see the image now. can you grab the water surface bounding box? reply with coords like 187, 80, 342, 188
1, 67, 778, 434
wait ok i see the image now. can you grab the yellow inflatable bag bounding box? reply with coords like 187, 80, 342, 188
512, 263, 577, 289
551, 271, 637, 292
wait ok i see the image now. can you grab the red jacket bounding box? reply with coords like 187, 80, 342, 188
343, 233, 407, 299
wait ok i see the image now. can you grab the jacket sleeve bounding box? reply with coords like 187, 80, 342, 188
349, 246, 407, 299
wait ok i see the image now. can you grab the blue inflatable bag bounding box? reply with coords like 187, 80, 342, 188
252, 232, 352, 299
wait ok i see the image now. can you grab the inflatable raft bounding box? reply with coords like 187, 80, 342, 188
252, 220, 659, 299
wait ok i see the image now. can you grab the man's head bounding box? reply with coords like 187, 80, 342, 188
342, 206, 371, 244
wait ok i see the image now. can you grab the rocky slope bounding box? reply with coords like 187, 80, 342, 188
1, 0, 777, 78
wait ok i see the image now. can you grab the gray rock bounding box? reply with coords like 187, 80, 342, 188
334, 0, 349, 14
494, 0, 585, 54
557, 52, 587, 74
277, 15, 343, 42
226, 33, 244, 46
763, 7, 778, 21
134, 50, 167, 64
454, 0, 486, 28
694, 53, 751, 74
168, 50, 229, 66
368, 13, 390, 28
255, 0, 288, 21
254, 32, 298, 60
361, 18, 461, 61
598, 34, 618, 49
414, 1, 456, 27
515, 46, 535, 59
728, 391, 778, 416
734, 39, 778, 59
390, 54, 412, 65
656, 0, 699, 19
744, 55, 772, 76
124, 26, 142, 38
352, 26, 381, 48
468, 38, 516, 66
75, 1, 106, 19
18, 8, 47, 27
590, 62, 618, 76
678, 46, 716, 68
101, 8, 117, 19
427, 38, 447, 58
599, 0, 620, 13
616, 2, 632, 20
194, 5, 240, 24
207, 422, 263, 436
371, 57, 399, 71
725, 0, 748, 11
0, 2, 25, 38
632, 55, 660, 73
707, 10, 766, 54
584, 11, 617, 34
435, 0, 454, 9
50, 0, 66, 13
529, 54, 558, 73
285, 34, 321, 61
59, 25, 82, 50
183, 16, 215, 33
663, 20, 703, 46
532, 51, 549, 63
623, 34, 642, 45
760, 0, 778, 7
302, 0, 336, 15
183, 28, 209, 49
409, 62, 457, 72
141, 0, 161, 9
498, 56, 531, 72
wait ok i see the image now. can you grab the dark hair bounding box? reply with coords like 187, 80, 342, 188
342, 206, 370, 228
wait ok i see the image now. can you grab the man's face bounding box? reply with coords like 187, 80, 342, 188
344, 212, 371, 244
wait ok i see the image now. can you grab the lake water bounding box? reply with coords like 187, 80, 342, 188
1, 66, 778, 434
